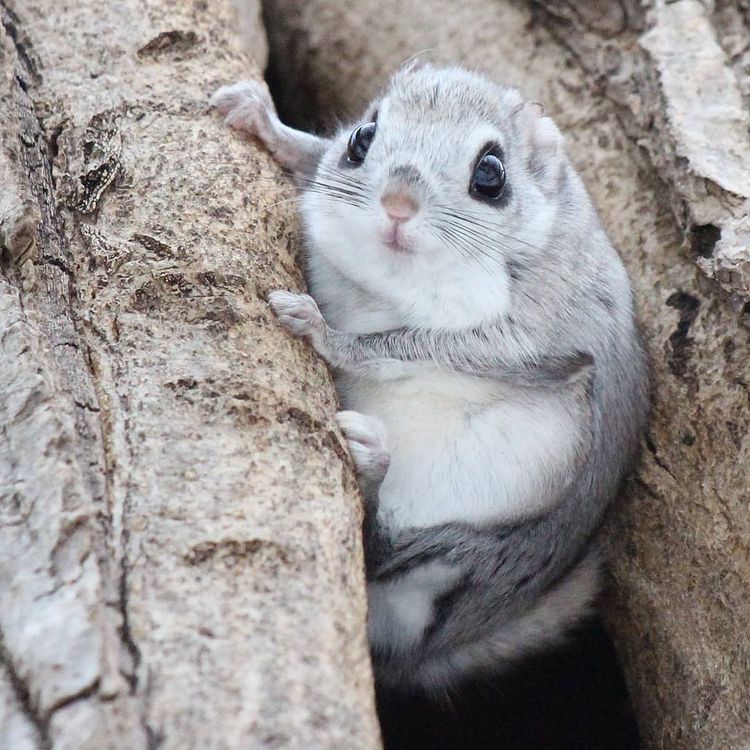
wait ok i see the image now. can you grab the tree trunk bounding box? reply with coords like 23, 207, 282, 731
0, 1, 380, 748
261, 1, 750, 748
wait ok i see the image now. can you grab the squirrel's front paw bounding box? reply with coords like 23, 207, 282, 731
269, 291, 325, 341
210, 80, 276, 139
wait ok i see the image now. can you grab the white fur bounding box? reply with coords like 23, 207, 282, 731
301, 125, 519, 332
368, 561, 463, 654
300, 105, 560, 333
336, 371, 588, 527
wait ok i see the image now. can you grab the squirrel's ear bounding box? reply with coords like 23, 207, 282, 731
398, 54, 432, 76
515, 102, 565, 190
517, 102, 564, 157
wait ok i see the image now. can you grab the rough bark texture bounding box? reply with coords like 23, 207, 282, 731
0, 1, 379, 748
261, 1, 750, 748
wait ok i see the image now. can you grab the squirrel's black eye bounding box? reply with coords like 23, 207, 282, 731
346, 122, 376, 165
470, 147, 506, 201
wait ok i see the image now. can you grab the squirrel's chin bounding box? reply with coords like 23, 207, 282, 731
380, 226, 415, 255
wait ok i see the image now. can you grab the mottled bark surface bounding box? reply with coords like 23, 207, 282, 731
0, 1, 379, 748
262, 1, 750, 748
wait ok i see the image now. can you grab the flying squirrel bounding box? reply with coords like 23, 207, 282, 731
212, 63, 649, 692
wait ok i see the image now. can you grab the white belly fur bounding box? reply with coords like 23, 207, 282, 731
337, 369, 586, 530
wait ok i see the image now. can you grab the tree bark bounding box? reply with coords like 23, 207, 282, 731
0, 1, 379, 748
261, 1, 750, 748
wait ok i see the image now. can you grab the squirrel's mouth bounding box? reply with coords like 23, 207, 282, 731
381, 222, 412, 254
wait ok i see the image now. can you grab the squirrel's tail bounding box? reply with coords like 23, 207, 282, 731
408, 550, 601, 695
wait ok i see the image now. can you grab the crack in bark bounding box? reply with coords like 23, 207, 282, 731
644, 433, 678, 483
41, 255, 72, 276
0, 0, 41, 86
46, 678, 101, 717
82, 319, 143, 700
73, 398, 101, 413
0, 632, 51, 750
142, 669, 164, 750
118, 534, 141, 693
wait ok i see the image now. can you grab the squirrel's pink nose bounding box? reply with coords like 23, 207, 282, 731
380, 190, 419, 221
